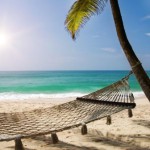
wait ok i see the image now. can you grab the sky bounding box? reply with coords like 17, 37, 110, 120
0, 0, 149, 71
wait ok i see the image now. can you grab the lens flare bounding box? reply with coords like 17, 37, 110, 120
0, 32, 9, 46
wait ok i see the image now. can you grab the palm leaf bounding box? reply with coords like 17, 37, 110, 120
65, 0, 108, 40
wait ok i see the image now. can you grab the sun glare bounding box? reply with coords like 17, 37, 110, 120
0, 32, 9, 46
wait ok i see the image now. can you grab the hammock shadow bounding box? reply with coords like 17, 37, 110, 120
6, 146, 35, 150
8, 145, 98, 150
5, 136, 99, 150
49, 141, 100, 150
132, 120, 150, 129
31, 135, 100, 150
27, 129, 150, 150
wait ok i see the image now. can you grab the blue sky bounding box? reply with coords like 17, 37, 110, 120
0, 0, 149, 71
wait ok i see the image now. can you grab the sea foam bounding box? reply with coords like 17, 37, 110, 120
0, 91, 144, 101
0, 92, 86, 101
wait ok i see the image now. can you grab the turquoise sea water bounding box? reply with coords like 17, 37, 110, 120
0, 70, 149, 100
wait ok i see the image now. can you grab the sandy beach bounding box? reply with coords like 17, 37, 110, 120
0, 94, 150, 150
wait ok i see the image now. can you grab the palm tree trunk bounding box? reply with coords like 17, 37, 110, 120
110, 0, 150, 101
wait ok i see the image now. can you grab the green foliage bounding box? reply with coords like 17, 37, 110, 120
65, 0, 108, 40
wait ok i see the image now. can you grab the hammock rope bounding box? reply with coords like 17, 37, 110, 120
0, 73, 136, 147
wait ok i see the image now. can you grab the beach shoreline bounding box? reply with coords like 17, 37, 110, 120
0, 91, 146, 113
0, 94, 150, 149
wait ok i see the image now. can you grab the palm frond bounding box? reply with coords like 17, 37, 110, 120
65, 0, 108, 40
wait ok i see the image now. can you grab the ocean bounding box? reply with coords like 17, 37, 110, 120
0, 70, 149, 100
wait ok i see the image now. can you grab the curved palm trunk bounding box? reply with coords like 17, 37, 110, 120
110, 0, 150, 101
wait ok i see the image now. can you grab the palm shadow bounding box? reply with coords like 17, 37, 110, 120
87, 131, 150, 150
132, 120, 150, 129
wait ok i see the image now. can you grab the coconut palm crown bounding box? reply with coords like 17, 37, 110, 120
65, 0, 108, 39
65, 0, 150, 101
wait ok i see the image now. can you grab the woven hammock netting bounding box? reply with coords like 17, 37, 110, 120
0, 76, 136, 141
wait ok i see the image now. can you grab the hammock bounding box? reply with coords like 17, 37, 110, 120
0, 74, 136, 149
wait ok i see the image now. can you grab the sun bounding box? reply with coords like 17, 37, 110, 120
0, 32, 9, 46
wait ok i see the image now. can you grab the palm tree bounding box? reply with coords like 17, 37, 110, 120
65, 0, 150, 102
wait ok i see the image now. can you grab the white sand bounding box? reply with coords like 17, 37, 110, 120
0, 95, 150, 150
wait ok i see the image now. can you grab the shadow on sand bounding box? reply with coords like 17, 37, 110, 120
132, 120, 150, 129
6, 126, 150, 150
